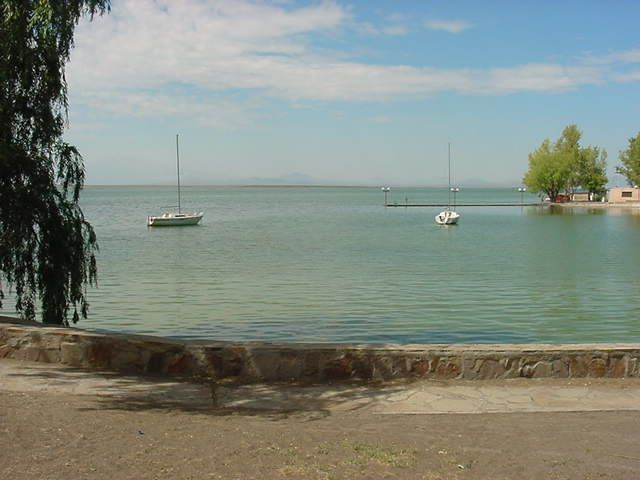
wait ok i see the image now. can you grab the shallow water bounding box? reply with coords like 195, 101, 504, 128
5, 186, 640, 344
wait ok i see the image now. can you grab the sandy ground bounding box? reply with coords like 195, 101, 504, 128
2, 360, 640, 479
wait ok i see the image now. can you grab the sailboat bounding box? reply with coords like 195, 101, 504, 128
147, 134, 204, 226
435, 142, 461, 225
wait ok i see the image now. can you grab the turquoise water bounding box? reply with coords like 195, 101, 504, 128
7, 186, 640, 343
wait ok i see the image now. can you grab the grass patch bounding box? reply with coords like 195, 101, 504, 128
347, 441, 417, 467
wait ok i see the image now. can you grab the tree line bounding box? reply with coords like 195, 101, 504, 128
523, 125, 640, 202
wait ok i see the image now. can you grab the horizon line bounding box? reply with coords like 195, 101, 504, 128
83, 183, 526, 189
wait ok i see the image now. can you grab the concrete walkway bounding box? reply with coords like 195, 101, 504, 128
3, 358, 640, 415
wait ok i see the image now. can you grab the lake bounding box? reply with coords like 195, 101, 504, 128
6, 186, 640, 344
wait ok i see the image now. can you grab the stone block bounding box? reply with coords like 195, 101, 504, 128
247, 349, 301, 381
476, 358, 506, 379
301, 351, 323, 379
519, 363, 535, 378
21, 346, 44, 362
372, 355, 395, 380
410, 358, 430, 377
552, 358, 569, 377
433, 357, 461, 379
531, 361, 553, 378
184, 348, 210, 378
114, 347, 148, 373
38, 348, 61, 363
146, 352, 167, 374
569, 355, 589, 377
167, 352, 193, 375
203, 348, 227, 378
218, 349, 246, 378
501, 357, 520, 378
246, 350, 275, 380
428, 355, 441, 377
28, 331, 44, 344
88, 341, 113, 369
607, 355, 627, 377
322, 355, 353, 381
588, 357, 607, 378
60, 341, 88, 366
350, 353, 374, 380
276, 351, 305, 381
393, 355, 411, 377
234, 347, 257, 379
518, 357, 554, 378
0, 345, 11, 359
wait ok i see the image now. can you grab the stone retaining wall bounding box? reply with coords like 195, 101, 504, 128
2, 319, 640, 382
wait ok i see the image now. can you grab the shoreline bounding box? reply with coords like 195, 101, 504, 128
550, 201, 640, 209
2, 317, 639, 383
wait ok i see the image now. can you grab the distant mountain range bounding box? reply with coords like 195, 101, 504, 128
88, 172, 524, 187
243, 172, 320, 185
237, 174, 522, 188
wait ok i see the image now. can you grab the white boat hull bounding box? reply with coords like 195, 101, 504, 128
147, 212, 204, 226
435, 210, 460, 225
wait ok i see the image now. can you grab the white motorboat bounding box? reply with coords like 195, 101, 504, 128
148, 134, 203, 227
435, 142, 461, 225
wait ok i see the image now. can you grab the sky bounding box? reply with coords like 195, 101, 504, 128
65, 0, 640, 186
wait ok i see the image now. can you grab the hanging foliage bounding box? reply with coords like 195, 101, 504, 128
0, 1, 110, 325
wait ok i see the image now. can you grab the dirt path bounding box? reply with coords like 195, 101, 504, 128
2, 360, 640, 479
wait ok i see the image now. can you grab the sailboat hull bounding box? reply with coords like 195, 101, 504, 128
147, 212, 204, 226
435, 210, 460, 225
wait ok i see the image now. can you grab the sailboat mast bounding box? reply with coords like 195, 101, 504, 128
176, 133, 181, 214
448, 142, 451, 208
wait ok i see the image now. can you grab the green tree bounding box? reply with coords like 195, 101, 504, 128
554, 124, 582, 193
1, 1, 110, 325
578, 147, 608, 197
616, 132, 640, 187
523, 139, 572, 202
523, 125, 608, 201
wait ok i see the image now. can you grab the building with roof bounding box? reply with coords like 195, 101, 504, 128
608, 186, 640, 203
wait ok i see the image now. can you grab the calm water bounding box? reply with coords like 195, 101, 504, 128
8, 186, 640, 343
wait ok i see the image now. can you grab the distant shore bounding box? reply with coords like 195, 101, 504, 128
551, 201, 640, 209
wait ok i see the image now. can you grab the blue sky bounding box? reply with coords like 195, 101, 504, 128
65, 0, 640, 186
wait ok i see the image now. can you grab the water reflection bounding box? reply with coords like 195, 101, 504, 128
525, 204, 640, 217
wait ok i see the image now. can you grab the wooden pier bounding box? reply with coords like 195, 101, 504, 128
384, 202, 542, 207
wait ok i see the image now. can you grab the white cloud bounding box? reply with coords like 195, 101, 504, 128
613, 70, 640, 82
353, 12, 410, 37
425, 19, 472, 34
78, 90, 261, 129
353, 21, 379, 36
381, 12, 409, 35
481, 64, 606, 94
66, 0, 639, 126
583, 48, 640, 65
387, 12, 407, 23
612, 49, 640, 64
382, 24, 409, 36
